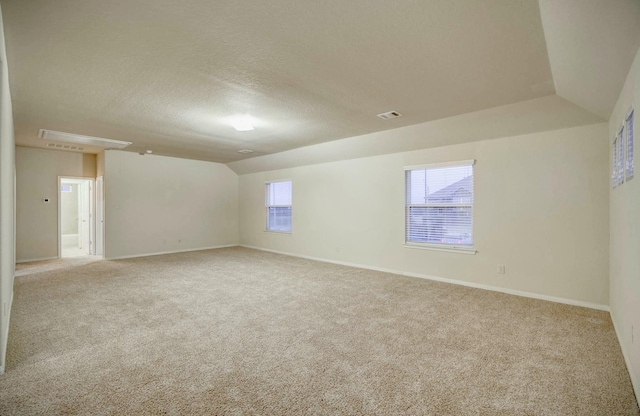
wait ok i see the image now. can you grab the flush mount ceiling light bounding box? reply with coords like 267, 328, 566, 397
230, 115, 255, 132
237, 149, 254, 154
39, 129, 132, 149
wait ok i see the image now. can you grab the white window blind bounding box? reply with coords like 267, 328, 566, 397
626, 109, 634, 181
618, 127, 625, 186
613, 136, 618, 188
405, 162, 474, 247
265, 181, 292, 232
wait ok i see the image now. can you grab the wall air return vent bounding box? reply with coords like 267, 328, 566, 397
39, 129, 132, 149
377, 111, 402, 120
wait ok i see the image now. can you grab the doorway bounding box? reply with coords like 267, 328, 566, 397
95, 176, 104, 257
59, 177, 95, 258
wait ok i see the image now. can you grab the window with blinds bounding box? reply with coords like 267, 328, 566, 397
266, 180, 292, 232
613, 136, 618, 188
405, 161, 474, 248
617, 126, 625, 186
626, 109, 634, 181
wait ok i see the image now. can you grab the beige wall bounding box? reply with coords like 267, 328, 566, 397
239, 123, 609, 307
96, 150, 105, 178
104, 150, 239, 259
15, 147, 96, 262
0, 4, 15, 374
609, 47, 640, 400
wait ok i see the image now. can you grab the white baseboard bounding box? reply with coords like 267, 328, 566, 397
1, 290, 13, 376
240, 244, 610, 312
61, 234, 78, 246
610, 313, 640, 405
16, 256, 58, 264
105, 244, 239, 261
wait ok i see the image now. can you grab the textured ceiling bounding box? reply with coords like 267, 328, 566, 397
228, 95, 603, 174
1, 0, 556, 163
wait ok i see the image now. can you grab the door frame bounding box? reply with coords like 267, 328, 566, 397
58, 176, 95, 258
95, 176, 104, 258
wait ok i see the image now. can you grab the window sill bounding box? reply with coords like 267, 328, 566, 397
403, 243, 477, 255
264, 230, 292, 235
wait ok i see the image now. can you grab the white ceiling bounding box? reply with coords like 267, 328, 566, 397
229, 95, 602, 174
1, 1, 638, 164
539, 0, 640, 120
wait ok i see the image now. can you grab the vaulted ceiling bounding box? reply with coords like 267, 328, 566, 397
1, 0, 639, 164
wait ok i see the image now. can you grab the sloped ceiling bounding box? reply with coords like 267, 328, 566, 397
539, 0, 640, 120
228, 95, 602, 174
0, 1, 638, 165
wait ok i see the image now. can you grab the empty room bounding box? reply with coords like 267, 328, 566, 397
0, 0, 639, 414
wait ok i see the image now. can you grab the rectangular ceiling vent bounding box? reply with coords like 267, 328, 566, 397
46, 142, 84, 151
377, 111, 402, 120
39, 129, 132, 149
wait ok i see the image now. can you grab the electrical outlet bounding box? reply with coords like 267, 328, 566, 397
497, 264, 506, 274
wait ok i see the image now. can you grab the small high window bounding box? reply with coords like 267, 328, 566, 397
626, 109, 634, 181
613, 136, 619, 189
618, 126, 625, 186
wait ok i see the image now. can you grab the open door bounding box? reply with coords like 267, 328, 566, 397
78, 181, 91, 254
59, 177, 95, 258
95, 176, 104, 257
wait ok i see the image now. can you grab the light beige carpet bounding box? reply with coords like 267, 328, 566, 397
1, 247, 638, 415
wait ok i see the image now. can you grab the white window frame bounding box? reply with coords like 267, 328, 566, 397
617, 126, 625, 186
625, 108, 634, 181
612, 135, 618, 189
403, 160, 476, 255
265, 180, 292, 234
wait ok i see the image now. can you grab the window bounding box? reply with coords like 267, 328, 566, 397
626, 109, 634, 181
612, 136, 618, 189
405, 161, 474, 250
265, 180, 292, 233
617, 126, 625, 186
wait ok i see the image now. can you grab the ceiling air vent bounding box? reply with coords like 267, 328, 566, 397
377, 111, 402, 120
39, 129, 132, 149
45, 142, 85, 151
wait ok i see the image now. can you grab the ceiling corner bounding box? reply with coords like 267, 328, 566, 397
538, 0, 640, 120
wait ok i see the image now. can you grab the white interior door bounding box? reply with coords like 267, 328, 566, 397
95, 176, 104, 256
76, 186, 82, 248
78, 181, 91, 255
